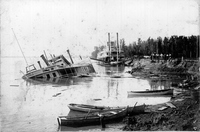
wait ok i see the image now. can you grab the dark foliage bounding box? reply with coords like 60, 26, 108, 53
91, 35, 200, 59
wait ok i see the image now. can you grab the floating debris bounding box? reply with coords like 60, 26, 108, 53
52, 85, 61, 87
61, 89, 68, 91
77, 74, 92, 78
194, 85, 200, 90
174, 99, 184, 102
53, 93, 61, 97
158, 106, 168, 111
10, 85, 19, 87
93, 99, 102, 101
165, 102, 176, 108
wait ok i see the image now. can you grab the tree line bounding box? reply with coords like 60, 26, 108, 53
121, 35, 200, 59
91, 35, 200, 59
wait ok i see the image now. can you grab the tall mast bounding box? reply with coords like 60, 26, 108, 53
12, 28, 28, 66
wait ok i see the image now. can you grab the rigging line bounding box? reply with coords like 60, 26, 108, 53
11, 28, 28, 66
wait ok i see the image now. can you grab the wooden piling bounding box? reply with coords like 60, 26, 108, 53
100, 116, 106, 128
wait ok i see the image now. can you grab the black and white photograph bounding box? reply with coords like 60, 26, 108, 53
0, 0, 200, 131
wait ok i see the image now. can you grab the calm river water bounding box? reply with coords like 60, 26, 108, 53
1, 57, 175, 131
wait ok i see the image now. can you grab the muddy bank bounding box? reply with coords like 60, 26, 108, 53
126, 58, 200, 80
122, 58, 200, 131
122, 88, 200, 131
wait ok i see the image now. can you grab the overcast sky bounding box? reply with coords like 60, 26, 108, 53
1, 0, 199, 57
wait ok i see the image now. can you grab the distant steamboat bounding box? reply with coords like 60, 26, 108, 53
91, 33, 125, 66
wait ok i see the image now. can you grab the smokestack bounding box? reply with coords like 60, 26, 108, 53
67, 50, 74, 64
40, 54, 50, 66
43, 50, 48, 60
108, 33, 110, 44
119, 39, 121, 53
37, 61, 42, 68
108, 33, 111, 61
117, 33, 119, 62
108, 33, 111, 49
117, 33, 119, 51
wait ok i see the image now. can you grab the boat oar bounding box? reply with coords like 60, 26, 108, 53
128, 102, 137, 114
100, 115, 106, 128
133, 102, 138, 108
97, 113, 106, 128
85, 109, 91, 119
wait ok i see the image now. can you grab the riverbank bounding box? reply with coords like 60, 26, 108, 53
122, 88, 200, 131
122, 58, 200, 131
126, 58, 200, 79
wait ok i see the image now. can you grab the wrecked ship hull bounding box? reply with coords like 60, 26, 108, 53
22, 53, 96, 80
22, 63, 96, 79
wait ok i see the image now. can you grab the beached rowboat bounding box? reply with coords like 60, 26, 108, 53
57, 108, 128, 127
127, 89, 173, 96
68, 103, 124, 113
68, 103, 146, 115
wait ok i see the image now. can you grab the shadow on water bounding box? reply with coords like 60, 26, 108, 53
57, 125, 102, 131
127, 94, 173, 98
24, 77, 94, 86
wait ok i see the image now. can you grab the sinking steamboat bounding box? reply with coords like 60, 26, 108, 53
22, 50, 96, 80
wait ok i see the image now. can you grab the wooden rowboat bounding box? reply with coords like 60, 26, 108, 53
57, 108, 128, 127
68, 103, 124, 113
127, 89, 173, 96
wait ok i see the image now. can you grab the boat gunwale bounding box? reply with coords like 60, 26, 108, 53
68, 103, 125, 113
128, 89, 173, 94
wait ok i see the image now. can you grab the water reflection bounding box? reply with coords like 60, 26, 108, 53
94, 64, 125, 76
25, 77, 94, 86
107, 79, 119, 99
58, 124, 105, 131
148, 79, 171, 90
